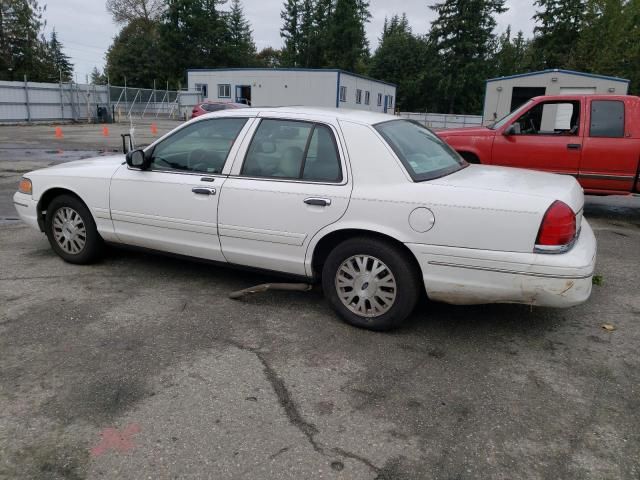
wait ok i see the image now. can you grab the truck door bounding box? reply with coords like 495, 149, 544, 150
492, 99, 583, 176
579, 98, 640, 193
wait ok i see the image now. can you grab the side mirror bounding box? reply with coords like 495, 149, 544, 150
504, 124, 520, 136
126, 149, 150, 170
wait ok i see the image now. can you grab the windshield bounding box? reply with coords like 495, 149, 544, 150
490, 100, 534, 130
374, 120, 467, 181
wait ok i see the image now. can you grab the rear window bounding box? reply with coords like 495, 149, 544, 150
590, 100, 624, 138
374, 120, 467, 181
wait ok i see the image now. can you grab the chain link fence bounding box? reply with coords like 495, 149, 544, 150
0, 78, 203, 123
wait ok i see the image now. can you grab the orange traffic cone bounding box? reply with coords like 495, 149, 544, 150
102, 126, 109, 137
54, 126, 63, 138
150, 123, 158, 135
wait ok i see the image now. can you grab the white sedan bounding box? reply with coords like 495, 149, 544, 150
13, 107, 596, 330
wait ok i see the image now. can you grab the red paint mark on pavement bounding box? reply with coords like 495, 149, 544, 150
90, 423, 141, 457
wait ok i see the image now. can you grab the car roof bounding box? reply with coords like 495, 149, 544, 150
196, 106, 397, 125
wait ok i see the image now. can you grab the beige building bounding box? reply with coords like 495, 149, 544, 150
483, 69, 629, 125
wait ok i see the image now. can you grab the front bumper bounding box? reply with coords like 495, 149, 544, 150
13, 192, 40, 230
406, 218, 596, 308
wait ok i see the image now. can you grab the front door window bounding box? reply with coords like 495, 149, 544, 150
150, 118, 247, 174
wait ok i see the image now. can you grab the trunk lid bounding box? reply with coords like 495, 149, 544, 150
430, 164, 584, 214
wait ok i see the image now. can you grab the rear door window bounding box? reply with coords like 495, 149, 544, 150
242, 119, 342, 182
590, 100, 624, 138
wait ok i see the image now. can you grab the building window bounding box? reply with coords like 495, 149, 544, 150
365, 91, 370, 105
377, 93, 382, 106
218, 84, 231, 98
389, 95, 394, 108
195, 83, 208, 98
356, 89, 362, 104
339, 86, 347, 102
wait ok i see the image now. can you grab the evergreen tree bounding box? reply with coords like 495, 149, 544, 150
90, 66, 107, 84
370, 14, 428, 110
48, 29, 73, 81
492, 26, 530, 77
0, 0, 48, 81
158, 0, 229, 84
428, 0, 506, 114
280, 0, 301, 66
530, 0, 585, 68
325, 0, 371, 72
226, 0, 256, 66
255, 46, 282, 67
298, 0, 315, 67
106, 18, 161, 87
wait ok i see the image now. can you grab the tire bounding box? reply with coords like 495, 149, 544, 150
322, 237, 421, 331
44, 194, 104, 264
460, 152, 480, 164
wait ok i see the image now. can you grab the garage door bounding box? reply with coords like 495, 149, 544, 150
556, 87, 596, 129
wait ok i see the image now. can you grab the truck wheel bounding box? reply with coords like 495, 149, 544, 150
322, 237, 421, 331
460, 152, 480, 164
45, 194, 104, 264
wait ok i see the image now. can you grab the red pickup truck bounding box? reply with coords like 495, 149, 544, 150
437, 95, 640, 195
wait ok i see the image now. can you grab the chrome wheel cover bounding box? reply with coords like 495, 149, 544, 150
335, 255, 397, 318
52, 206, 87, 254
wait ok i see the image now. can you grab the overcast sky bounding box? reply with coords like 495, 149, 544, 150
43, 0, 536, 85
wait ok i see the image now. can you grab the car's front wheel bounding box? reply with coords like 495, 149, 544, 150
322, 237, 421, 331
45, 194, 104, 264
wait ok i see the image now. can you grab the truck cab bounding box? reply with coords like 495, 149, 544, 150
437, 95, 640, 195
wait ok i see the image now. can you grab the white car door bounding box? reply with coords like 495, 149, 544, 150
218, 116, 352, 276
110, 117, 254, 261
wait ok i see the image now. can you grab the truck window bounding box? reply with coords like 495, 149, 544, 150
590, 100, 624, 138
511, 101, 580, 136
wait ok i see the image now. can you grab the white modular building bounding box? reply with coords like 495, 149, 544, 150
483, 69, 630, 125
186, 68, 397, 113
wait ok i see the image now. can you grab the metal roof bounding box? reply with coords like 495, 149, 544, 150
486, 69, 630, 84
186, 67, 397, 88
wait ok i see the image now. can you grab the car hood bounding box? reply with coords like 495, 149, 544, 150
431, 164, 584, 213
28, 154, 125, 177
437, 126, 494, 137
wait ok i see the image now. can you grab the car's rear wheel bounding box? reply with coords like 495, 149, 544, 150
322, 237, 421, 331
45, 194, 104, 264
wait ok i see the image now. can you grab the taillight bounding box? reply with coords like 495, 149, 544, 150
535, 200, 576, 252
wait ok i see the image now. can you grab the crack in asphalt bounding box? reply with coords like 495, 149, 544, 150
225, 339, 381, 475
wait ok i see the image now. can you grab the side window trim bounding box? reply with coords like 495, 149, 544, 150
237, 117, 345, 184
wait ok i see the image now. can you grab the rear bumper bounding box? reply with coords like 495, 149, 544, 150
406, 218, 596, 307
13, 192, 40, 230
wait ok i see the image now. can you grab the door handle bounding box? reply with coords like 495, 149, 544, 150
192, 187, 216, 195
567, 144, 581, 150
304, 197, 331, 207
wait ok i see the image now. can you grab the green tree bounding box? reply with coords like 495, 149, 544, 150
158, 0, 229, 84
0, 0, 49, 81
325, 0, 371, 72
106, 18, 161, 87
530, 0, 585, 68
225, 0, 256, 66
48, 29, 73, 81
90, 66, 107, 84
255, 46, 282, 67
298, 0, 315, 67
370, 14, 428, 110
280, 0, 301, 66
428, 0, 506, 114
492, 26, 530, 77
106, 0, 165, 25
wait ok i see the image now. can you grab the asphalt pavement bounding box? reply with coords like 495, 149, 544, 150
0, 121, 639, 479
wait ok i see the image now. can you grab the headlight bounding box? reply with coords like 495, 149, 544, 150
18, 177, 32, 195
